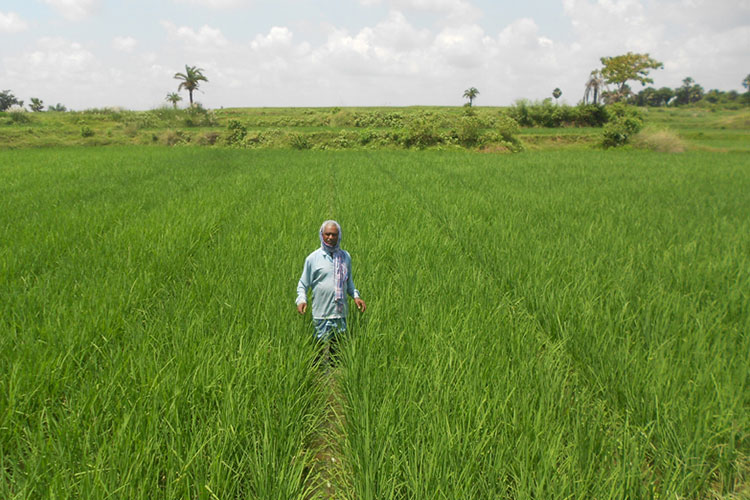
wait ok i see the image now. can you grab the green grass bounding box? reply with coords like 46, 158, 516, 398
1, 147, 748, 499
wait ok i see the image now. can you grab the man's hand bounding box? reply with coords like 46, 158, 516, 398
354, 297, 366, 313
297, 302, 307, 315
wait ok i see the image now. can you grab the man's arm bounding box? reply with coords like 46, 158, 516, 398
296, 257, 311, 315
346, 253, 366, 312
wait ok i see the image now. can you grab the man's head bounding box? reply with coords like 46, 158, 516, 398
323, 223, 339, 247
319, 220, 341, 251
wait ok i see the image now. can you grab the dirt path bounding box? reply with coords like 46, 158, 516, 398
305, 363, 347, 499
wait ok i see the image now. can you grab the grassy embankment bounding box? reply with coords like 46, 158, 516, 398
1, 105, 748, 151
1, 147, 748, 498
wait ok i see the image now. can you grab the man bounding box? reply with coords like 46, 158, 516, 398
296, 220, 366, 360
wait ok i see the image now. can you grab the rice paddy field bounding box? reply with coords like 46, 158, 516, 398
1, 146, 748, 499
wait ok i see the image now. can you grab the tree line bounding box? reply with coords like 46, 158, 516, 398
581, 52, 750, 108
3, 56, 748, 113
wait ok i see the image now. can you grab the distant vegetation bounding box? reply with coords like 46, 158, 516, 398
1, 52, 747, 151
0, 104, 748, 152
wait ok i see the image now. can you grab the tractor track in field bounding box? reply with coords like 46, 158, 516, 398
304, 163, 346, 499
305, 367, 346, 499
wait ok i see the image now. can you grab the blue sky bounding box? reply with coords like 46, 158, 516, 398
1, 0, 748, 110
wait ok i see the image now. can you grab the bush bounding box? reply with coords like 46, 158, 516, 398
631, 127, 686, 153
241, 131, 268, 148
403, 114, 440, 148
574, 104, 608, 127
507, 99, 533, 127
601, 103, 644, 148
288, 133, 311, 150
225, 120, 247, 146
329, 110, 355, 127
4, 105, 29, 123
491, 115, 524, 152
456, 116, 482, 146
197, 131, 221, 146
162, 129, 189, 146
184, 105, 217, 127
507, 100, 608, 128
80, 125, 94, 137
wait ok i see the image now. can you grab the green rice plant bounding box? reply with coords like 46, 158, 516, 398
0, 147, 747, 499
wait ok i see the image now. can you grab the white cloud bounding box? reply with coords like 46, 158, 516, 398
112, 36, 137, 53
497, 18, 552, 50
563, 0, 660, 53
660, 0, 750, 31
251, 26, 294, 50
4, 37, 98, 87
663, 24, 750, 89
371, 10, 431, 50
171, 0, 251, 7
310, 13, 434, 79
0, 11, 28, 33
361, 0, 480, 24
161, 21, 229, 49
434, 24, 488, 68
42, 0, 98, 21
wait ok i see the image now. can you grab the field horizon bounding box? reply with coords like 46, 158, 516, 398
1, 104, 748, 152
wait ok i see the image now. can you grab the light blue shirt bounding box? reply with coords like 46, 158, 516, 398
296, 248, 360, 319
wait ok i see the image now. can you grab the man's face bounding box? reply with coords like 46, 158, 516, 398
323, 224, 339, 247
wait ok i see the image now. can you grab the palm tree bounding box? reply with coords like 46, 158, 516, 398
29, 97, 44, 112
463, 87, 479, 106
165, 92, 182, 109
583, 70, 605, 105
173, 65, 208, 107
552, 88, 562, 105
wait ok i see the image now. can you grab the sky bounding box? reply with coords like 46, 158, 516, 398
1, 0, 749, 110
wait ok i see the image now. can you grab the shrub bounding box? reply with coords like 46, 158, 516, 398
485, 115, 524, 152
403, 114, 440, 148
329, 110, 355, 127
162, 129, 189, 146
601, 104, 644, 148
574, 104, 608, 127
332, 131, 358, 149
631, 127, 686, 153
7, 105, 31, 124
80, 125, 94, 137
225, 120, 247, 146
241, 131, 268, 148
197, 131, 221, 146
184, 105, 217, 127
456, 116, 482, 146
496, 115, 521, 142
288, 133, 311, 150
358, 128, 376, 145
507, 99, 533, 127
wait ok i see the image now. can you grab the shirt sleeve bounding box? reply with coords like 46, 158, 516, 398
296, 256, 311, 305
346, 253, 360, 299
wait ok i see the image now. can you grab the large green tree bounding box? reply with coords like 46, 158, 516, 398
0, 89, 22, 111
674, 77, 704, 105
463, 87, 479, 106
600, 52, 663, 98
174, 65, 208, 106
